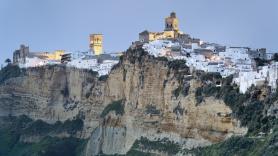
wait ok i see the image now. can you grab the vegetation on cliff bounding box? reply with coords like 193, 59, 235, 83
100, 100, 125, 117
0, 115, 86, 156
195, 72, 277, 135
1, 47, 278, 155
98, 75, 109, 81
188, 71, 278, 155
0, 64, 23, 84
194, 126, 278, 156
127, 137, 181, 156
24, 117, 84, 135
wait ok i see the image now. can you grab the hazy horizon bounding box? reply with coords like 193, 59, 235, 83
1, 0, 278, 64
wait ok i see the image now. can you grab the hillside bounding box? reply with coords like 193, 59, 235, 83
0, 46, 277, 156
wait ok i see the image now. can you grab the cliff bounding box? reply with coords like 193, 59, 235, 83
0, 47, 254, 155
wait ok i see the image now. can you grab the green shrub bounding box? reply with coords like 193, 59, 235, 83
195, 87, 204, 104
173, 104, 185, 116
196, 73, 276, 134
145, 105, 160, 115
200, 72, 221, 82
24, 120, 54, 135
202, 84, 220, 96
123, 68, 127, 81
126, 149, 151, 156
156, 56, 168, 62
0, 116, 86, 156
0, 64, 23, 84
194, 128, 278, 156
55, 118, 84, 135
194, 136, 259, 156
173, 86, 182, 98
61, 85, 69, 97
99, 75, 109, 81
22, 117, 83, 136
254, 58, 269, 66
111, 62, 121, 71
167, 59, 187, 70
100, 100, 125, 117
83, 69, 98, 77
273, 53, 278, 61
163, 80, 168, 88
131, 137, 181, 155
7, 136, 86, 156
39, 137, 86, 156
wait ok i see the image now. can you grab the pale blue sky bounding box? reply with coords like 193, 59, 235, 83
0, 0, 278, 64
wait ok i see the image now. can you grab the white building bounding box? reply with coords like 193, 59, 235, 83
266, 53, 274, 60
143, 40, 278, 93
268, 62, 278, 92
19, 57, 60, 68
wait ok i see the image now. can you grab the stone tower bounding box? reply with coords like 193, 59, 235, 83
164, 12, 179, 31
13, 44, 29, 64
90, 34, 103, 55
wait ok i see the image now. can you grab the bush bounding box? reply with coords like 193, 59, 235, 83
132, 137, 181, 155
0, 116, 86, 156
196, 73, 277, 134
202, 84, 220, 97
173, 86, 182, 98
254, 58, 269, 66
145, 105, 160, 115
83, 69, 98, 77
98, 75, 109, 81
194, 128, 278, 156
111, 62, 121, 71
0, 64, 22, 84
200, 72, 222, 82
156, 56, 168, 62
100, 100, 125, 117
167, 59, 187, 70
195, 87, 204, 104
55, 118, 84, 135
194, 136, 259, 156
273, 53, 278, 61
123, 68, 127, 81
61, 85, 69, 97
23, 118, 84, 136
126, 149, 151, 156
173, 104, 185, 116
39, 137, 86, 156
24, 120, 54, 135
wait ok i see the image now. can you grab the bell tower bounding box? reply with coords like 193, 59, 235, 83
164, 12, 179, 31
90, 34, 103, 55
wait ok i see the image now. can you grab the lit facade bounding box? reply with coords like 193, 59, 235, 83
90, 34, 103, 55
41, 50, 65, 60
139, 12, 182, 43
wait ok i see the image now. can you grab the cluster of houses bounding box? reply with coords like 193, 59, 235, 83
139, 12, 278, 93
12, 43, 119, 76
65, 52, 119, 76
143, 39, 277, 93
10, 12, 278, 93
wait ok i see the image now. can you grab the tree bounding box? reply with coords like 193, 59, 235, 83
273, 53, 278, 61
5, 58, 11, 64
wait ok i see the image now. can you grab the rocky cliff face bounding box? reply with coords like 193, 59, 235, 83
0, 47, 247, 155
0, 66, 104, 138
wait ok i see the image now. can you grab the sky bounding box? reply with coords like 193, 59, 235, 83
0, 0, 278, 64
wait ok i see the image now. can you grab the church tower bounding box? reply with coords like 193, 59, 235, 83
90, 34, 103, 55
164, 12, 179, 31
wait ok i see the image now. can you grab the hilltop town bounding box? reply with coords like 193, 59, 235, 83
12, 12, 278, 93
136, 12, 278, 93
1, 11, 278, 156
12, 34, 119, 76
